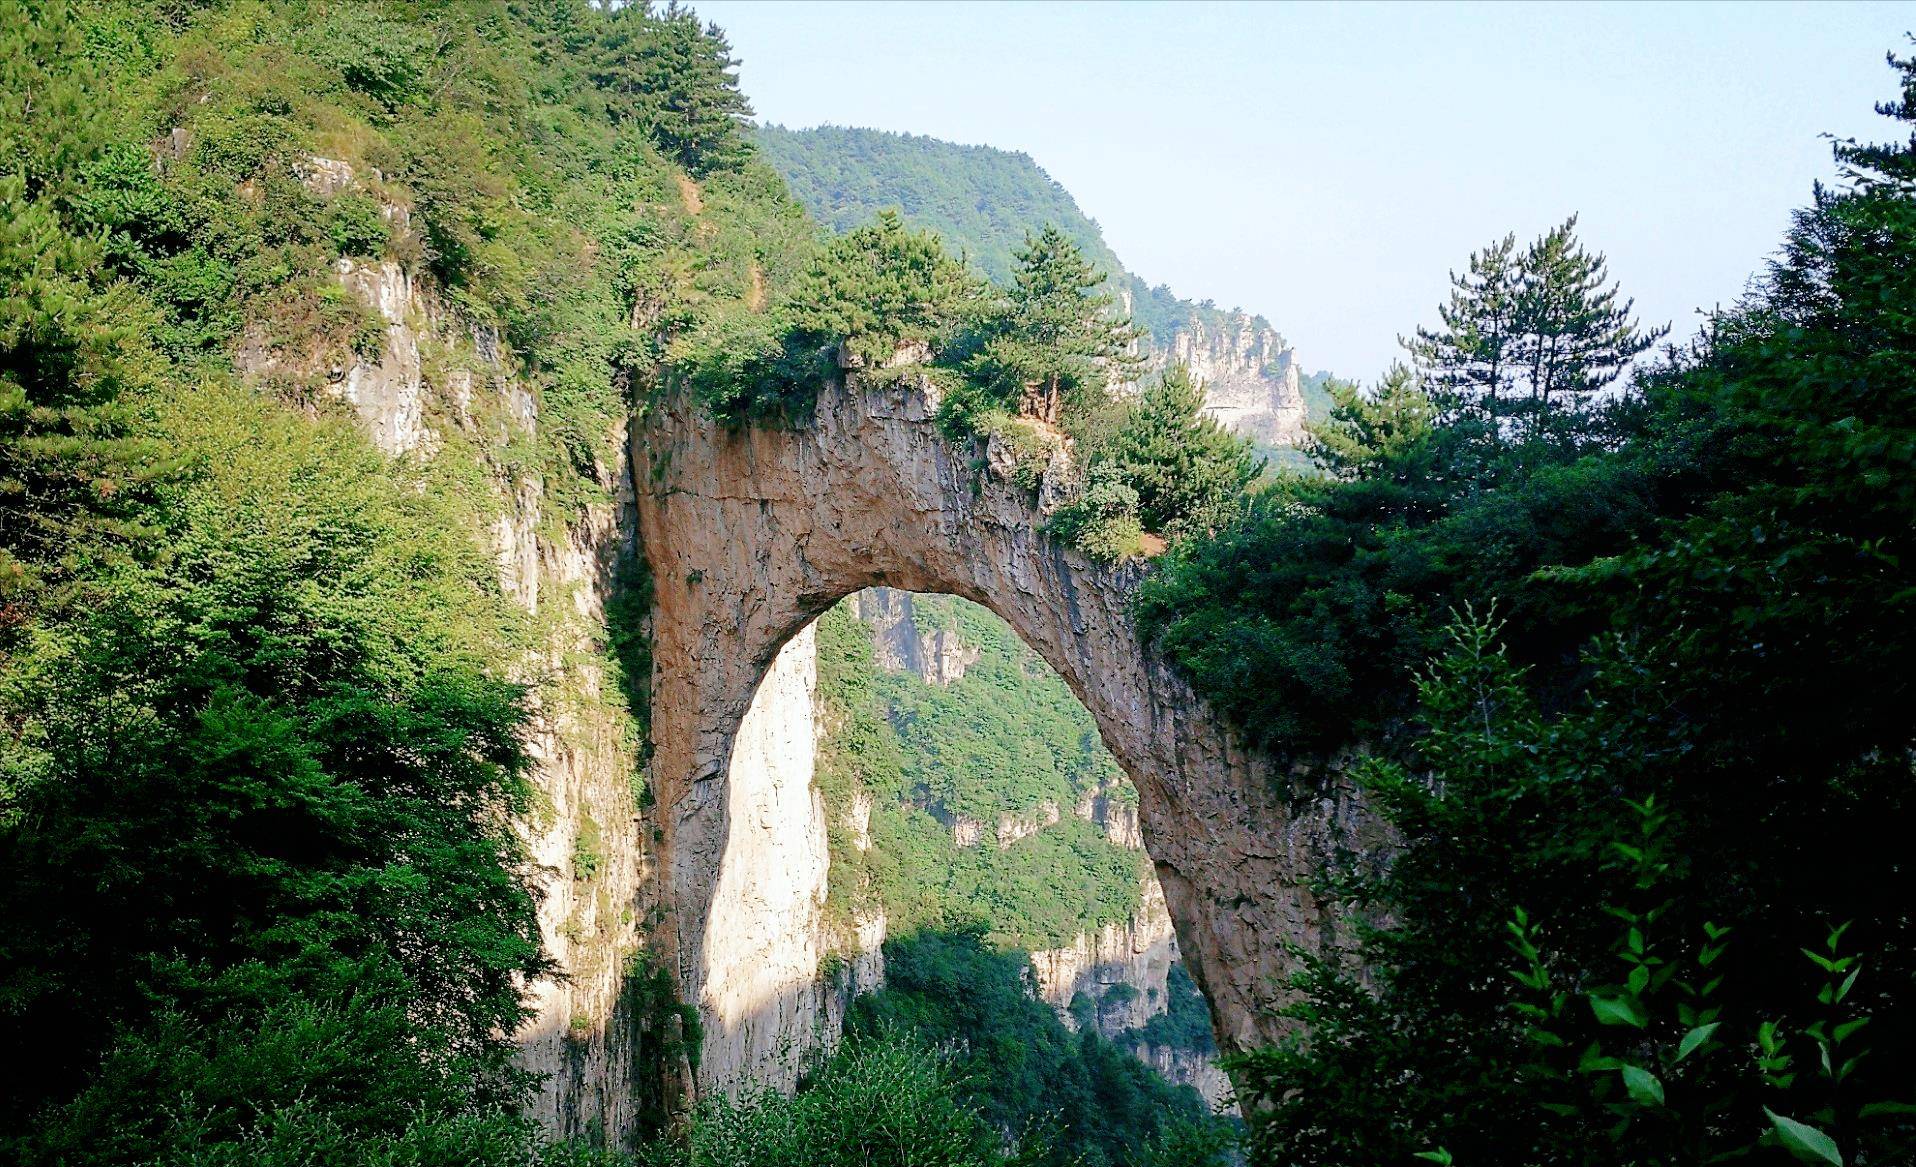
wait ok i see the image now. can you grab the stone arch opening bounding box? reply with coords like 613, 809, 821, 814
699, 584, 1226, 1101
634, 375, 1377, 1105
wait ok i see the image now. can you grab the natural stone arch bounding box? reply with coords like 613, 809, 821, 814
634, 374, 1378, 1095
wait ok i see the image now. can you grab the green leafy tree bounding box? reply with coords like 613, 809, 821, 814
1406, 218, 1664, 447
1196, 49, 1916, 1167
0, 178, 171, 617
1403, 231, 1522, 418
788, 210, 983, 365
1512, 216, 1667, 436
591, 1, 755, 176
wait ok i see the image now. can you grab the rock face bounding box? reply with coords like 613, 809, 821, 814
697, 626, 837, 1095
1030, 877, 1177, 1035
1135, 1044, 1235, 1113
1120, 294, 1309, 449
1169, 314, 1307, 449
852, 586, 980, 685
635, 371, 1385, 1123
249, 160, 651, 1144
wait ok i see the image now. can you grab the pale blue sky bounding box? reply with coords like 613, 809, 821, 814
694, 0, 1912, 380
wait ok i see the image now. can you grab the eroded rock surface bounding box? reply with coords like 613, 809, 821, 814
635, 374, 1381, 1094
1030, 877, 1177, 1034
250, 160, 650, 1142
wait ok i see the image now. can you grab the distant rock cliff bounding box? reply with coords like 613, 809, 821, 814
1123, 294, 1309, 449
843, 590, 1238, 1110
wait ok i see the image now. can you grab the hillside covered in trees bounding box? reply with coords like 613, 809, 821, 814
757, 122, 1289, 352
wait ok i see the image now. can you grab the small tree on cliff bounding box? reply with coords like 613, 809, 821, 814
787, 211, 982, 365
973, 225, 1142, 425
1109, 363, 1259, 535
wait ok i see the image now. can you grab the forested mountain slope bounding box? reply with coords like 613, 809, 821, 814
0, 0, 812, 1159
758, 123, 1334, 449
814, 590, 1237, 1117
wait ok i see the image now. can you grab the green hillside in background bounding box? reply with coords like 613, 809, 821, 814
813, 594, 1145, 952
757, 123, 1277, 349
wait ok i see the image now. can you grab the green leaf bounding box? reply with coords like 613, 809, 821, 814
1834, 967, 1860, 1003
1621, 1064, 1665, 1108
1676, 1022, 1721, 1062
1414, 1151, 1454, 1166
1764, 1109, 1843, 1166
1859, 1101, 1916, 1119
1590, 994, 1646, 1029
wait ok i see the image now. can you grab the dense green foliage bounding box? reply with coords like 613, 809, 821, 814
813, 596, 1145, 949
1057, 363, 1260, 552
0, 0, 797, 1160
1117, 964, 1218, 1060
679, 175, 1254, 556
958, 224, 1144, 425
680, 210, 979, 422
847, 927, 1228, 1167
630, 1025, 1228, 1167
811, 595, 1236, 1162
1135, 49, 1916, 1167
756, 122, 1280, 349
635, 1034, 1038, 1167
1, 382, 546, 1165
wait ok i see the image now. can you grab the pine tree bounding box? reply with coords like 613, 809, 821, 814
0, 5, 171, 623
1403, 232, 1521, 420
975, 225, 1142, 424
788, 210, 981, 365
1407, 220, 1663, 445
1512, 215, 1666, 434
1109, 363, 1258, 535
591, 1, 754, 177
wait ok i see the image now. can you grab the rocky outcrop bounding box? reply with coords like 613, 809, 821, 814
1172, 315, 1306, 449
852, 586, 979, 685
1076, 783, 1145, 850
697, 627, 836, 1096
1031, 878, 1177, 1036
996, 800, 1061, 848
1119, 294, 1309, 449
635, 369, 1386, 1120
1134, 1044, 1236, 1113
253, 159, 650, 1144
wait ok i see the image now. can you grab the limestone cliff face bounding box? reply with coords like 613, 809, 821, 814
1123, 295, 1309, 449
697, 627, 838, 1096
635, 369, 1386, 1114
251, 159, 650, 1144
1076, 784, 1145, 850
1030, 878, 1177, 1035
1135, 1044, 1235, 1113
1172, 314, 1306, 449
852, 586, 980, 686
